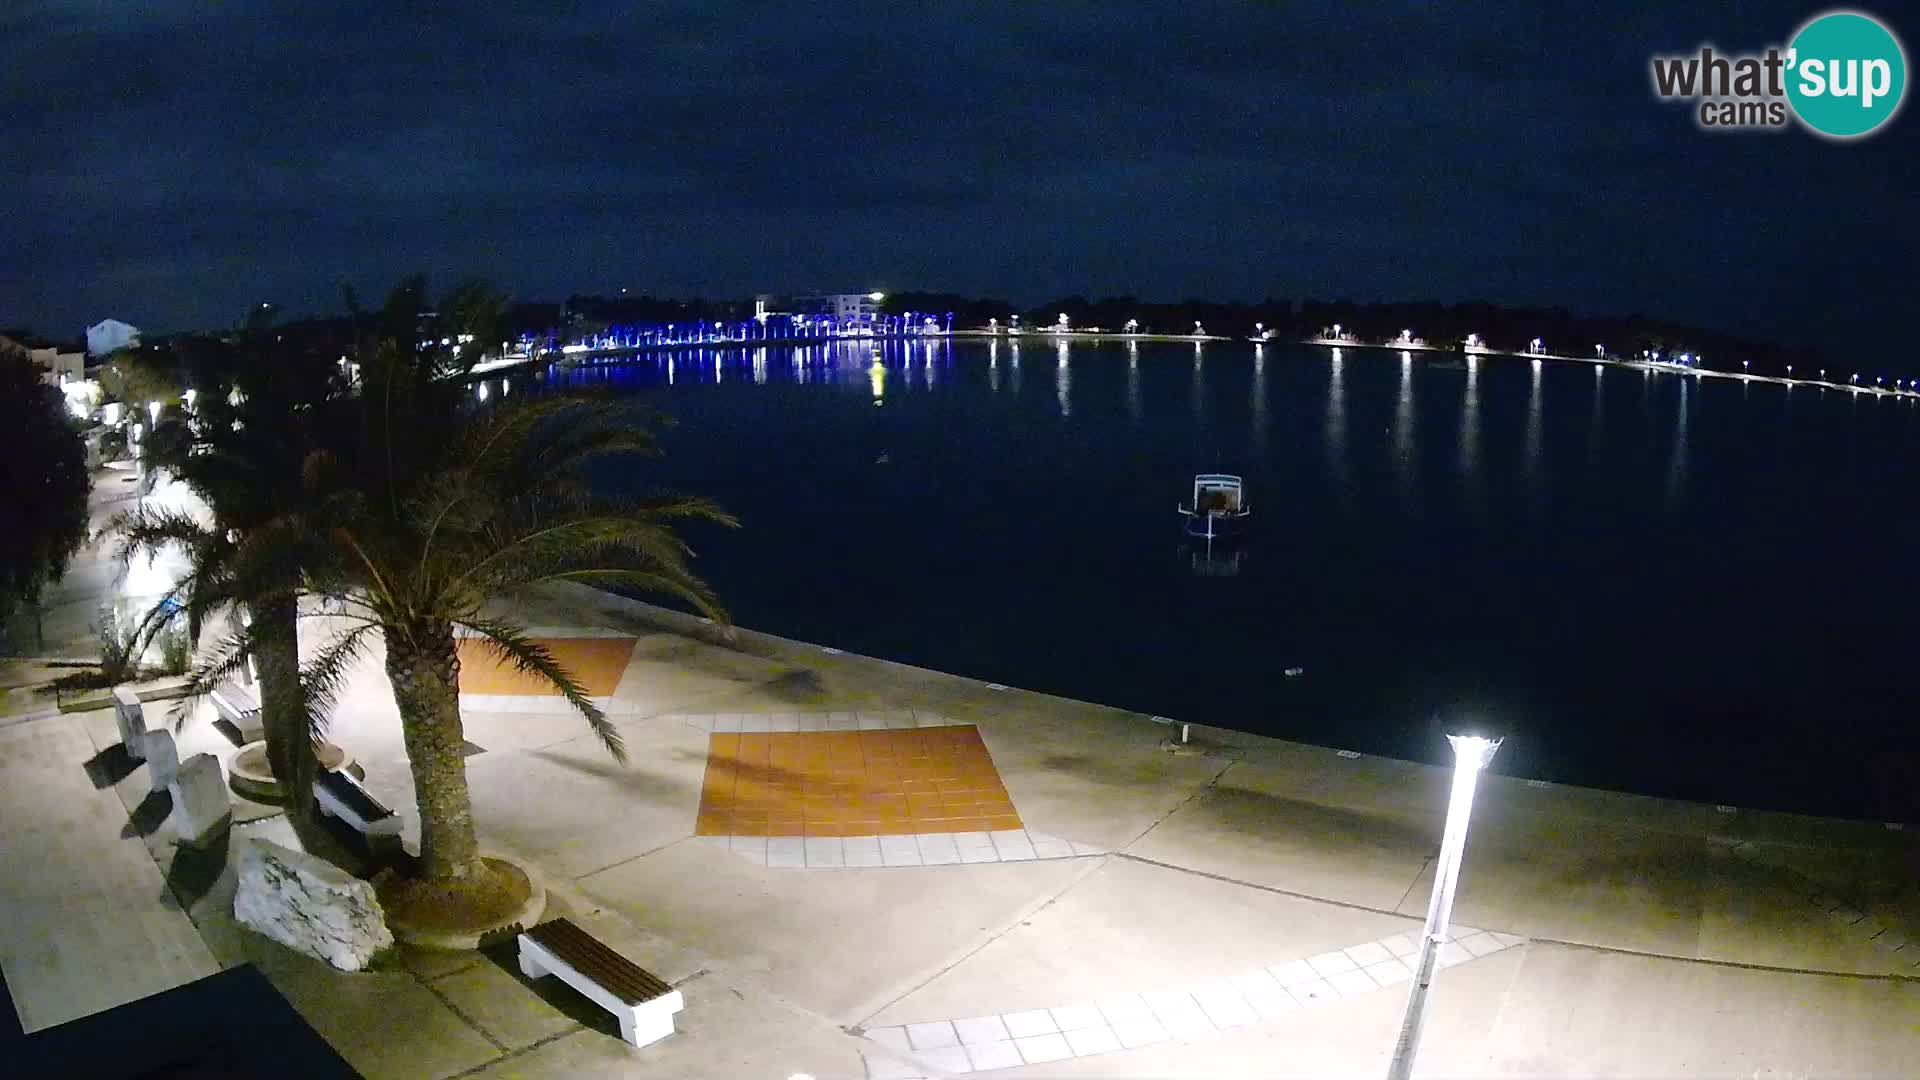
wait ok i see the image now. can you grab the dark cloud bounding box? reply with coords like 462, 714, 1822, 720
3, 0, 1913, 354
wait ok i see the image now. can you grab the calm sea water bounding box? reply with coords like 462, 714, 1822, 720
537, 338, 1920, 822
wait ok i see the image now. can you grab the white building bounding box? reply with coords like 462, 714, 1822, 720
87, 318, 140, 357
792, 292, 884, 331
0, 334, 85, 388
32, 345, 85, 386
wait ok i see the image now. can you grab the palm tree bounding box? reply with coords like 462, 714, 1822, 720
298, 280, 732, 920
331, 405, 729, 908
111, 328, 350, 839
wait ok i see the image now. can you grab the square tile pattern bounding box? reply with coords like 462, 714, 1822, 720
696, 725, 1021, 838
862, 928, 1527, 1075
454, 636, 637, 696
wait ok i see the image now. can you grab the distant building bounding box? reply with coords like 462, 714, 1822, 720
0, 333, 86, 387
791, 292, 884, 332
34, 344, 85, 386
87, 318, 140, 357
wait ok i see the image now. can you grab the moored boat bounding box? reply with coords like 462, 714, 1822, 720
1177, 473, 1251, 540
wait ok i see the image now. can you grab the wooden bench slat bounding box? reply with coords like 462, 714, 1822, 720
526, 919, 671, 1004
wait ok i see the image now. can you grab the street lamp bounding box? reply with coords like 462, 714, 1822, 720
1386, 730, 1503, 1080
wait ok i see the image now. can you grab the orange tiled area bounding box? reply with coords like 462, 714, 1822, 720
454, 636, 637, 696
696, 726, 1023, 837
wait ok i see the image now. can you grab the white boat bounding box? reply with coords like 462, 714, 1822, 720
1177, 474, 1251, 540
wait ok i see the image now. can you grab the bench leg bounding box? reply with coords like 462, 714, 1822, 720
619, 1005, 676, 1049
518, 940, 547, 981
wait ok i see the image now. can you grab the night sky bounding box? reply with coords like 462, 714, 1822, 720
4, 2, 1913, 351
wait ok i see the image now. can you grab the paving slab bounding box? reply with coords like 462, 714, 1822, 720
1126, 755, 1440, 913
460, 720, 707, 879
0, 714, 218, 1032
868, 855, 1418, 1028
461, 974, 868, 1080
257, 942, 502, 1080
578, 828, 1089, 1025
1437, 942, 1920, 1077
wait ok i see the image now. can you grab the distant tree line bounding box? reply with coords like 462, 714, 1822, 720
531, 290, 1830, 379
877, 293, 1829, 378
128, 289, 1837, 382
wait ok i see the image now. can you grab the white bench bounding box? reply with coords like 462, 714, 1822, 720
518, 918, 684, 1048
313, 768, 403, 852
208, 678, 263, 743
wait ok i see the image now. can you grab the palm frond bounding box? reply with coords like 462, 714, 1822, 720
460, 616, 625, 763
166, 628, 257, 729
537, 568, 729, 627
298, 624, 375, 745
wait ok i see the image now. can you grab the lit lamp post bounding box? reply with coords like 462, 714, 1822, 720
1386, 730, 1503, 1080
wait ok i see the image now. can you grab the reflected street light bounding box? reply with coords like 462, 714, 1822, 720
1386, 730, 1503, 1080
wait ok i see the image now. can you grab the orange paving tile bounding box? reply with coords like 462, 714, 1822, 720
694, 726, 1023, 837
455, 636, 637, 696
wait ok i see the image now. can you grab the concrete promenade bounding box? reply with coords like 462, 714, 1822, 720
2, 579, 1915, 1077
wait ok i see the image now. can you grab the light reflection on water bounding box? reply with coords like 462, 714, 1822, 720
1459, 355, 1480, 488
1326, 348, 1347, 483
1393, 352, 1415, 502
1251, 346, 1268, 458
1056, 339, 1070, 417
1524, 359, 1543, 489
1126, 340, 1142, 420
1668, 374, 1689, 501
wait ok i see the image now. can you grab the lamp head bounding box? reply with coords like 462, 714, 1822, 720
1438, 716, 1504, 770
1445, 733, 1503, 770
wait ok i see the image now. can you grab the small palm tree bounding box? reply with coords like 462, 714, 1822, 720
292, 279, 734, 917
111, 328, 349, 835
312, 394, 733, 913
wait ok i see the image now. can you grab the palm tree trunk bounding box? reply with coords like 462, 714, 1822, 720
250, 596, 318, 836
384, 620, 483, 883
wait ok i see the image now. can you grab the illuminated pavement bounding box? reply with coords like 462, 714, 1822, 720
3, 576, 1916, 1077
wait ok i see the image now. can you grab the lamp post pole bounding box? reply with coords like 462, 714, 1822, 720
1386, 733, 1502, 1080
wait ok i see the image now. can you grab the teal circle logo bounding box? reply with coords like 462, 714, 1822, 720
1787, 11, 1906, 137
